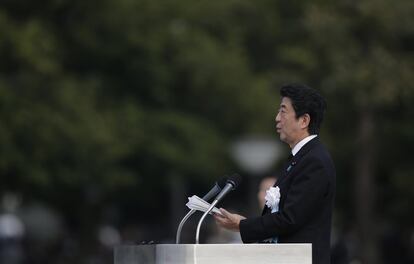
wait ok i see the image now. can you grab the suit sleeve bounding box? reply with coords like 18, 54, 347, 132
240, 156, 331, 243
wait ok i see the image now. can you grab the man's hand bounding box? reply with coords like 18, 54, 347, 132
213, 208, 246, 232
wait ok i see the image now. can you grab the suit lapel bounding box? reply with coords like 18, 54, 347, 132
275, 137, 321, 187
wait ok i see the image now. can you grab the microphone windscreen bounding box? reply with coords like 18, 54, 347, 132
228, 173, 242, 189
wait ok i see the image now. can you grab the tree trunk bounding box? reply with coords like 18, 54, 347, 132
355, 108, 379, 264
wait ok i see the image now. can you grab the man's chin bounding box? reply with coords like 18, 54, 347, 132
278, 134, 287, 143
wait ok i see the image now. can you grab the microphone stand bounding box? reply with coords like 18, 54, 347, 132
175, 183, 223, 244
175, 209, 196, 244
195, 199, 219, 244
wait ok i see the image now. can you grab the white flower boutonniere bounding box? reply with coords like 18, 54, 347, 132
265, 186, 280, 213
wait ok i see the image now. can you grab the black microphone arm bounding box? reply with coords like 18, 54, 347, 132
175, 177, 227, 244
195, 174, 242, 244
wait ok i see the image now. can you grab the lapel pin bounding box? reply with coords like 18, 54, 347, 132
286, 161, 297, 172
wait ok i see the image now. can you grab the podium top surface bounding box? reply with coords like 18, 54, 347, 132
114, 244, 312, 264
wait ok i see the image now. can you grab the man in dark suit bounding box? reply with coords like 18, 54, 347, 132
214, 84, 336, 264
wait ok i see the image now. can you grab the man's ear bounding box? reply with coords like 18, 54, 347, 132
301, 113, 310, 129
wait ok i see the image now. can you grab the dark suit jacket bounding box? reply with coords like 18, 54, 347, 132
240, 137, 336, 264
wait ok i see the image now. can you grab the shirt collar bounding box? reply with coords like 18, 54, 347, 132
291, 135, 318, 156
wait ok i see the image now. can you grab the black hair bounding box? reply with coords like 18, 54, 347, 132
280, 83, 327, 134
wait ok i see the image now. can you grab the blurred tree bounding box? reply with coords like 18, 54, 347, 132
0, 0, 279, 252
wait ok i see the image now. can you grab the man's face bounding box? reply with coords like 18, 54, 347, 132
275, 97, 307, 148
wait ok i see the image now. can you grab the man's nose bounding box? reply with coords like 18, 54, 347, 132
275, 112, 281, 122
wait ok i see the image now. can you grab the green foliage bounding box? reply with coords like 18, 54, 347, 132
0, 0, 277, 212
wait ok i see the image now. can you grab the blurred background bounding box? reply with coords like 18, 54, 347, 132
0, 0, 413, 263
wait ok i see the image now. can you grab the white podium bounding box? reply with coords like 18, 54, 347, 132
114, 244, 311, 264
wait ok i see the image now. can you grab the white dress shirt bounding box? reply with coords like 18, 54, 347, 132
291, 135, 318, 156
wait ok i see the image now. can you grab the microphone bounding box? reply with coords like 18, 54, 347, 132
213, 174, 242, 202
175, 176, 228, 244
201, 177, 228, 202
195, 174, 242, 244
